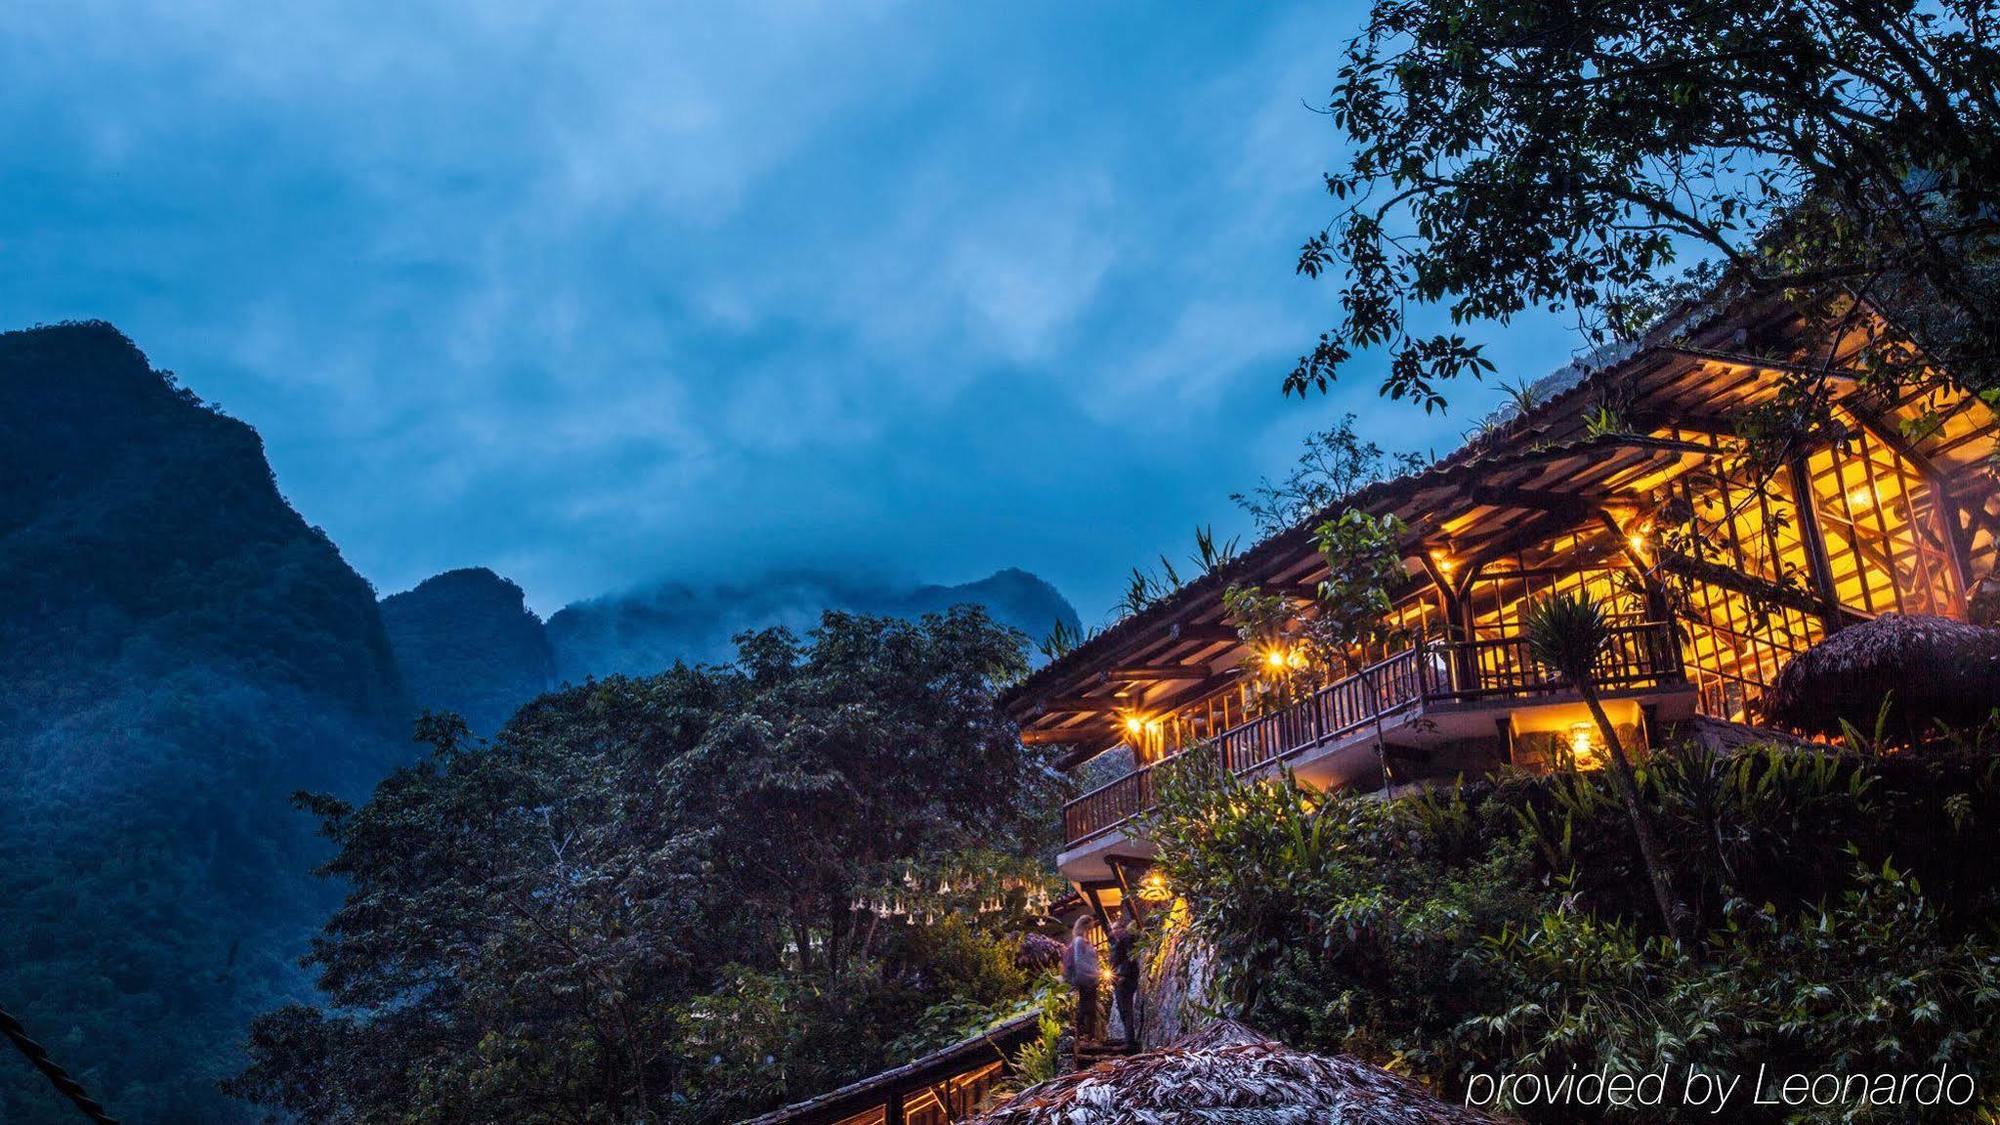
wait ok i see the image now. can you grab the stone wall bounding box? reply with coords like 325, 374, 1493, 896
1131, 902, 1219, 1049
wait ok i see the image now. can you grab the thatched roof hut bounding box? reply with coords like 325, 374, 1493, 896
1765, 614, 2000, 741
1015, 933, 1064, 973
970, 1020, 1497, 1124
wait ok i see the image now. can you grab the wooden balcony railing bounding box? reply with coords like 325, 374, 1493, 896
1059, 621, 1682, 847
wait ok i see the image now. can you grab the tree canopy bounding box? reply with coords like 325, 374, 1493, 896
226, 608, 1064, 1123
1290, 0, 2000, 416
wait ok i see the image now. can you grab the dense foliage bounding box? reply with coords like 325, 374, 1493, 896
227, 608, 1065, 1122
1290, 0, 2000, 420
0, 323, 410, 1122
1151, 740, 2000, 1121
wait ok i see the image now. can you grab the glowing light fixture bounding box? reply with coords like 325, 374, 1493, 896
1846, 485, 1877, 510
1138, 871, 1172, 902
1123, 715, 1145, 735
1568, 721, 1605, 769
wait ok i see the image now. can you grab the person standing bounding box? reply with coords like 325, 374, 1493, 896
1061, 916, 1103, 1043
1108, 906, 1141, 1046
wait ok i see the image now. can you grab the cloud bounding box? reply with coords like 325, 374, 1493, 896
0, 0, 1565, 619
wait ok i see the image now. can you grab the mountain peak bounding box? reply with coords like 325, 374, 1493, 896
381, 568, 554, 735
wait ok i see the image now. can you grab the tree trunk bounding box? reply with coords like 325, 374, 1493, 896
1580, 680, 1690, 947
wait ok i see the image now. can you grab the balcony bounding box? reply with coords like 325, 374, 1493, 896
1060, 621, 1686, 853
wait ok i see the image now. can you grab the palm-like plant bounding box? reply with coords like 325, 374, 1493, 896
1524, 592, 1689, 945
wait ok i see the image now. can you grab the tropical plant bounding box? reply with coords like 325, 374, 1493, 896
1119, 563, 1181, 618
1522, 592, 1689, 944
995, 986, 1072, 1096
1037, 617, 1100, 662
1192, 525, 1240, 575
1498, 378, 1545, 417
1470, 859, 2000, 1123
1307, 511, 1411, 674
1148, 739, 2000, 1120
1580, 402, 1629, 439
1118, 527, 1246, 619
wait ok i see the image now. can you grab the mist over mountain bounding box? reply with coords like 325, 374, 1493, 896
543, 566, 1082, 682
381, 567, 555, 735
0, 322, 408, 1122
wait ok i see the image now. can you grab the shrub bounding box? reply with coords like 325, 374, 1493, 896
1148, 740, 2000, 1121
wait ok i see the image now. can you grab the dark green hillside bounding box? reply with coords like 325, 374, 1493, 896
0, 322, 408, 1122
381, 567, 554, 735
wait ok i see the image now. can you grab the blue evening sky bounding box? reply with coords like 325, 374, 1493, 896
1, 1, 1579, 624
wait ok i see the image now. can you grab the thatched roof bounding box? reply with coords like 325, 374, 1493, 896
1766, 614, 2000, 740
1015, 933, 1065, 972
970, 1020, 1498, 1124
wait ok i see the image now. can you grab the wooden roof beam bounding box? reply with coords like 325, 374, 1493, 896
1662, 345, 1863, 384
1645, 411, 1741, 440
1465, 482, 1610, 512
1120, 668, 1247, 716
1102, 664, 1212, 682
1031, 696, 1128, 716
1167, 622, 1241, 645
1019, 726, 1114, 746
1458, 503, 1596, 571
1055, 736, 1126, 772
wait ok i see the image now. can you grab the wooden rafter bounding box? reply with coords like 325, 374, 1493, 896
1167, 622, 1240, 645
1661, 345, 1864, 385
1102, 664, 1211, 682
1465, 482, 1609, 512
1033, 695, 1127, 716
1019, 726, 1112, 746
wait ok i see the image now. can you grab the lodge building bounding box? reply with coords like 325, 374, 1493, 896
1001, 294, 2000, 910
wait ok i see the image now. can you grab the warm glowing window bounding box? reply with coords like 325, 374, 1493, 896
1801, 413, 1959, 618
1678, 579, 1824, 724
1464, 524, 1648, 640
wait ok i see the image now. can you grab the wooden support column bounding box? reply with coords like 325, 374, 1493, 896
1415, 551, 1460, 632
1103, 855, 1152, 924
929, 1081, 958, 1123
1787, 457, 1846, 631
1415, 551, 1480, 692
1451, 562, 1484, 692
1080, 883, 1115, 934
885, 1089, 905, 1125
1599, 510, 1672, 622
1939, 494, 1979, 604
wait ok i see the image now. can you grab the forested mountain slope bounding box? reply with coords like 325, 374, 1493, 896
0, 322, 408, 1122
